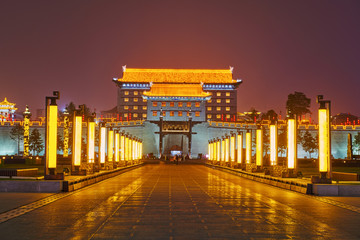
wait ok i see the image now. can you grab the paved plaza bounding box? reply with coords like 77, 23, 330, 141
0, 164, 360, 239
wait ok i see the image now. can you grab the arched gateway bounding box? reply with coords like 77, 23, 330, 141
112, 67, 242, 158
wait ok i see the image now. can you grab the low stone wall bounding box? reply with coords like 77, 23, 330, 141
206, 164, 310, 195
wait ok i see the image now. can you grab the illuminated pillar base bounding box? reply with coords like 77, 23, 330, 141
311, 172, 332, 184
44, 168, 64, 180
281, 168, 298, 178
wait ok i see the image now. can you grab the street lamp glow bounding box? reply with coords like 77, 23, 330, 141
246, 132, 251, 164
270, 124, 278, 166
120, 135, 125, 161
287, 119, 296, 169
46, 105, 58, 169
256, 128, 263, 167
319, 108, 330, 172
237, 133, 242, 163
73, 116, 82, 167
225, 137, 229, 162
125, 136, 129, 161
87, 122, 95, 163
115, 133, 119, 162
230, 135, 235, 162
99, 127, 106, 164
108, 130, 114, 162
221, 139, 225, 162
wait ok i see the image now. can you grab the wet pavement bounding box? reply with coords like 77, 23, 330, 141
0, 164, 360, 239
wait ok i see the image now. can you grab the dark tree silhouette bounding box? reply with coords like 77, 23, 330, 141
9, 124, 24, 155
29, 129, 44, 156
286, 92, 311, 119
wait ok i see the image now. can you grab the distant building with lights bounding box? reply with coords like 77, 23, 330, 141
0, 97, 17, 121
112, 66, 242, 157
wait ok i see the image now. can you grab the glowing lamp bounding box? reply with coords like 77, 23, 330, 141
99, 127, 106, 164
120, 135, 125, 161
63, 110, 69, 157
256, 128, 263, 166
125, 136, 129, 161
270, 124, 278, 166
108, 130, 114, 162
237, 133, 242, 163
72, 116, 82, 166
46, 104, 58, 169
287, 119, 296, 169
225, 137, 229, 162
246, 132, 251, 164
221, 139, 225, 162
230, 135, 235, 162
208, 142, 211, 160
319, 108, 330, 172
129, 138, 133, 161
216, 140, 220, 161
87, 122, 95, 163
115, 133, 119, 162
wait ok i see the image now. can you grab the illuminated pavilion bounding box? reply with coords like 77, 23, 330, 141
112, 66, 242, 157
0, 97, 17, 121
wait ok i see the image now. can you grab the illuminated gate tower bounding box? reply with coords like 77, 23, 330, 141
0, 97, 17, 121
113, 66, 242, 157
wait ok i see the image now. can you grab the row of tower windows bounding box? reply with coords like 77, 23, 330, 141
207, 107, 231, 111
124, 91, 231, 97
124, 98, 147, 103
207, 99, 231, 104
123, 113, 146, 118
152, 102, 201, 108
124, 106, 147, 110
207, 114, 231, 119
152, 111, 201, 117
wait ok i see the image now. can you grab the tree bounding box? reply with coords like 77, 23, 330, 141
353, 132, 360, 155
299, 130, 318, 158
278, 129, 287, 157
57, 132, 64, 152
286, 92, 311, 119
261, 109, 278, 121
9, 124, 24, 155
29, 129, 44, 156
64, 102, 92, 121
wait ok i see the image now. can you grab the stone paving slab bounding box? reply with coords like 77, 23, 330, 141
0, 164, 359, 239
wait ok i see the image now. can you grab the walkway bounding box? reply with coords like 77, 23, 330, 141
0, 164, 360, 239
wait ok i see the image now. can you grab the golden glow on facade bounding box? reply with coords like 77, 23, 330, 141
237, 133, 242, 164
46, 105, 58, 169
115, 133, 119, 162
319, 109, 330, 172
108, 130, 114, 162
246, 132, 251, 164
143, 84, 211, 98
73, 116, 82, 166
87, 122, 95, 163
270, 124, 278, 166
99, 127, 106, 164
287, 119, 296, 169
256, 129, 263, 166
230, 136, 235, 162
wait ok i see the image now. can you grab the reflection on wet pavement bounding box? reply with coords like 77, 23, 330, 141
0, 164, 359, 239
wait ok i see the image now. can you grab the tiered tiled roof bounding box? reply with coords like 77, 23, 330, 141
119, 68, 236, 84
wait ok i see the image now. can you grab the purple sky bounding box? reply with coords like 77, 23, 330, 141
1, 0, 359, 120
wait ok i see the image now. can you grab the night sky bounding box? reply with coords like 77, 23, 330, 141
1, 0, 359, 120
